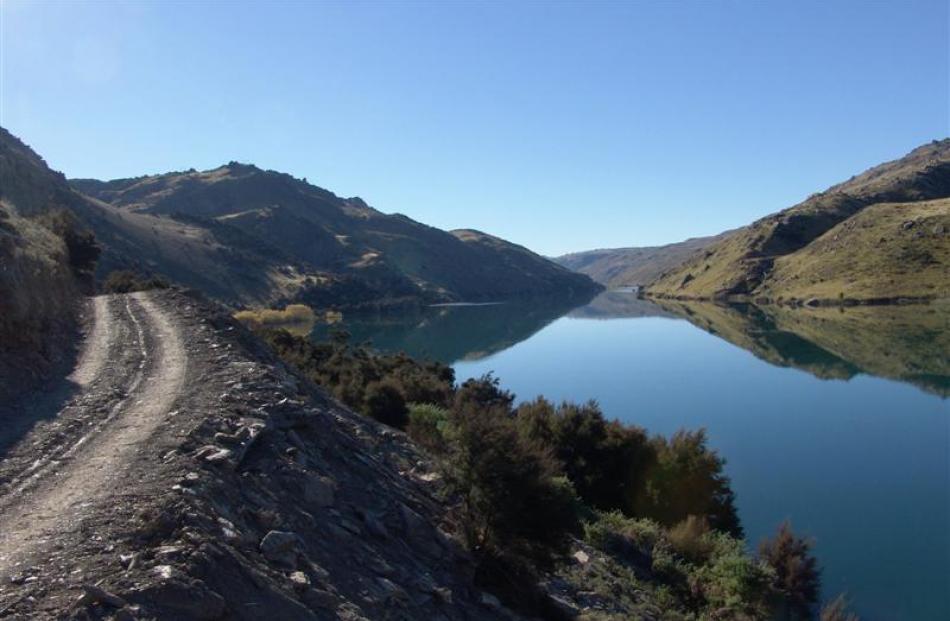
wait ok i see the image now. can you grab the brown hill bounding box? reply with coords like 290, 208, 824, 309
555, 232, 731, 288
72, 164, 600, 308
645, 139, 950, 302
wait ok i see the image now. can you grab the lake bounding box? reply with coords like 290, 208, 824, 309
312, 292, 950, 620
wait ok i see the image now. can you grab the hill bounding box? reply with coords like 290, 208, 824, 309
555, 232, 729, 288
645, 139, 950, 303
71, 162, 600, 309
0, 129, 101, 401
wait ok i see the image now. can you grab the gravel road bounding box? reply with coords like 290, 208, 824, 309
0, 292, 187, 614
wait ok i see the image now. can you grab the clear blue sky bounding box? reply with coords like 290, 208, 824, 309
2, 0, 947, 256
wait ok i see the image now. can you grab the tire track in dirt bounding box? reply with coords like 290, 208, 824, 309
0, 291, 187, 581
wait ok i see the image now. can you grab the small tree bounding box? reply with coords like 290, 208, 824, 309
638, 429, 742, 537
443, 401, 578, 560
759, 521, 821, 618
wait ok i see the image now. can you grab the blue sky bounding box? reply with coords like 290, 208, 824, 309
1, 0, 947, 256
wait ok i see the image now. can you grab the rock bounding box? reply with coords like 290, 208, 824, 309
289, 571, 310, 590
203, 448, 232, 464
301, 587, 337, 610
303, 476, 336, 508
286, 429, 306, 450
260, 530, 300, 567
375, 577, 409, 603
573, 550, 590, 564
363, 513, 388, 539
113, 607, 138, 621
153, 565, 174, 580
480, 592, 503, 610
132, 578, 226, 620
75, 584, 127, 609
432, 586, 452, 604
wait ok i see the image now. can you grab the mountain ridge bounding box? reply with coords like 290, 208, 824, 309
1, 127, 600, 310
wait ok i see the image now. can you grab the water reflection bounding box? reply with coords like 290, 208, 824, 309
310, 291, 950, 397
309, 292, 595, 364
654, 298, 950, 398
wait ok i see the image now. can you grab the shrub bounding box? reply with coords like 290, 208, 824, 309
102, 270, 169, 293
668, 515, 713, 564
638, 429, 742, 537
38, 209, 100, 277
256, 328, 454, 423
233, 304, 316, 333
454, 373, 514, 411
407, 403, 450, 452
583, 511, 661, 570
759, 521, 821, 617
363, 379, 408, 428
443, 400, 578, 560
515, 398, 655, 515
692, 537, 774, 617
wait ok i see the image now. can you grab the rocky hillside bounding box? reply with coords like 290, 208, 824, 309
555, 232, 730, 288
71, 161, 599, 308
0, 206, 82, 401
0, 289, 520, 619
0, 129, 101, 401
645, 139, 950, 303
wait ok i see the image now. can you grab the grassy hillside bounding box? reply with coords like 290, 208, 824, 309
646, 139, 950, 301
555, 232, 730, 288
761, 198, 949, 302
73, 164, 600, 307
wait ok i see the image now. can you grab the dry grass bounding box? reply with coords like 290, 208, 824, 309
763, 198, 949, 301
233, 304, 318, 336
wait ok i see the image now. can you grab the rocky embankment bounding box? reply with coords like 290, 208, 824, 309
0, 289, 515, 620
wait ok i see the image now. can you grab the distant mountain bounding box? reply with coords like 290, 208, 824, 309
71, 161, 600, 309
645, 139, 950, 303
555, 233, 731, 288
0, 128, 600, 310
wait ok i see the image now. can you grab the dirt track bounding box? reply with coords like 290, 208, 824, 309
0, 289, 511, 620
0, 292, 187, 585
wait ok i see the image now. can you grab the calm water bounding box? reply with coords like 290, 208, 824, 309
312, 292, 950, 620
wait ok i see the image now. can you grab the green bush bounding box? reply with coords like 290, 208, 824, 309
407, 403, 450, 452
516, 398, 655, 516
257, 328, 454, 429
443, 400, 579, 560
101, 270, 170, 293
693, 537, 774, 617
638, 429, 742, 537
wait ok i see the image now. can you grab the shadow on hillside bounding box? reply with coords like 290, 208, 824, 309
0, 340, 85, 460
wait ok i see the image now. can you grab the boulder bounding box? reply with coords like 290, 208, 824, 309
260, 530, 301, 567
